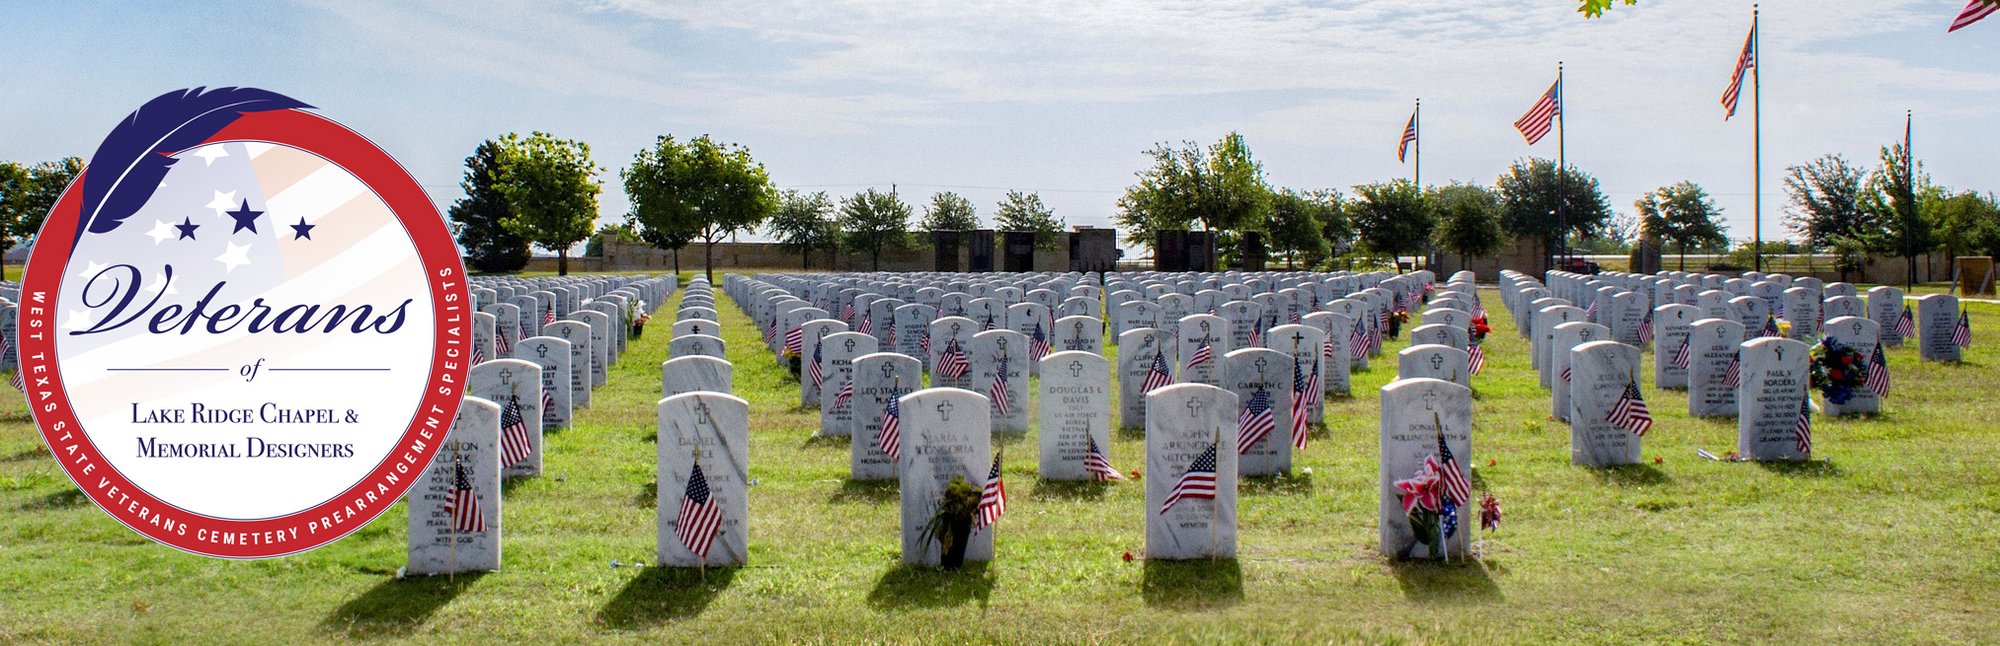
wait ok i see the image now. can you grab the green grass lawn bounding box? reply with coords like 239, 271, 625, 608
2, 281, 1998, 643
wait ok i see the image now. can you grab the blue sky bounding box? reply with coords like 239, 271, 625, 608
3, 1, 1995, 252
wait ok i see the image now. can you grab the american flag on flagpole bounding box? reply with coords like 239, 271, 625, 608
1234, 387, 1276, 455
1584, 300, 1599, 322
988, 356, 1012, 416
543, 308, 556, 326
1560, 363, 1571, 382
1721, 17, 1757, 118
1608, 380, 1653, 436
1953, 311, 1972, 348
839, 303, 854, 321
983, 315, 997, 332
1672, 337, 1692, 370
675, 461, 723, 559
1514, 79, 1561, 145
7, 370, 21, 393
495, 331, 510, 355
1794, 398, 1814, 454
808, 337, 826, 389
1289, 357, 1311, 451
1724, 352, 1741, 388
1142, 349, 1174, 393
1895, 306, 1916, 338
1159, 443, 1218, 515
1084, 433, 1123, 481
975, 453, 1007, 529
1950, 0, 1996, 31
1468, 340, 1486, 375
884, 321, 897, 348
878, 391, 903, 461
1398, 110, 1418, 163
1865, 344, 1890, 397
500, 396, 532, 467
1761, 316, 1780, 338
445, 458, 485, 534
920, 329, 932, 356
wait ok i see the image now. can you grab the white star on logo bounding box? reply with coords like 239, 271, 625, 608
145, 269, 178, 296
145, 219, 178, 245
207, 190, 238, 218
62, 308, 96, 333
74, 260, 109, 280
189, 145, 229, 166
215, 241, 252, 273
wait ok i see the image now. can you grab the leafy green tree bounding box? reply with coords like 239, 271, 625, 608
1115, 132, 1272, 248
1495, 157, 1612, 275
1267, 188, 1334, 268
637, 220, 696, 275
623, 135, 779, 283
918, 191, 980, 237
0, 157, 81, 280
1316, 189, 1356, 261
1350, 180, 1436, 272
491, 132, 601, 276
1932, 190, 2000, 259
766, 190, 838, 269
583, 219, 639, 257
1860, 142, 1935, 287
1579, 0, 1640, 17
448, 141, 532, 273
1431, 183, 1505, 270
993, 190, 1065, 249
1783, 154, 1875, 250
840, 188, 912, 271
1634, 181, 1729, 271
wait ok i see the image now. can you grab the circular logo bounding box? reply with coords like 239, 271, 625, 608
24, 88, 469, 558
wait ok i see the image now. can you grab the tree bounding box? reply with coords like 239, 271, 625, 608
1267, 188, 1335, 268
637, 220, 695, 276
623, 135, 779, 283
993, 190, 1065, 249
1634, 181, 1728, 271
490, 132, 600, 276
1860, 142, 1935, 288
1783, 154, 1875, 250
1114, 132, 1272, 248
1350, 180, 1436, 271
0, 157, 79, 279
1495, 157, 1613, 275
840, 188, 912, 271
1579, 0, 1641, 17
447, 141, 532, 273
766, 190, 838, 269
1431, 183, 1505, 270
1932, 190, 2000, 260
918, 191, 980, 239
1316, 189, 1356, 263
583, 219, 639, 257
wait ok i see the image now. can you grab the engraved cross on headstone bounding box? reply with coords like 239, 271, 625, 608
1421, 388, 1438, 411
1429, 354, 1443, 371
1186, 398, 1204, 417
1068, 360, 1084, 378
937, 400, 954, 421
535, 343, 550, 358
499, 368, 513, 385
1253, 355, 1269, 379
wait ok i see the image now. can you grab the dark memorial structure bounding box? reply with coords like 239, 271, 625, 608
933, 230, 962, 272
1003, 231, 1037, 272
967, 229, 996, 272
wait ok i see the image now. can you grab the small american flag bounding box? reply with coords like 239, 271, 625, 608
1159, 443, 1218, 515
983, 315, 997, 332
1583, 300, 1599, 322
939, 340, 971, 379
988, 356, 1012, 416
884, 322, 897, 348
858, 313, 873, 335
1434, 419, 1470, 511
1084, 432, 1123, 481
1248, 315, 1264, 346
445, 458, 484, 534
762, 321, 776, 345
878, 390, 903, 460
1468, 341, 1486, 376
1608, 380, 1653, 436
1305, 350, 1324, 400
1953, 311, 1972, 348
1638, 313, 1654, 344
1951, 0, 1996, 31
7, 371, 21, 393
1141, 349, 1174, 393
495, 332, 511, 355
920, 329, 932, 355
675, 461, 723, 559
1721, 18, 1757, 118
1185, 339, 1213, 375
1398, 110, 1418, 163
1560, 364, 1571, 382
833, 379, 854, 409
1514, 79, 1561, 145
975, 453, 1007, 529
1895, 306, 1916, 338
1865, 344, 1890, 397
1794, 398, 1813, 455
1671, 337, 1692, 370
1234, 387, 1276, 455
500, 396, 532, 467
472, 345, 485, 365
839, 303, 855, 321
1723, 352, 1741, 388
543, 308, 556, 326
784, 326, 804, 356
1289, 357, 1311, 451
1349, 324, 1368, 360
808, 337, 825, 389
1030, 321, 1051, 362
1761, 316, 1779, 338
541, 384, 554, 412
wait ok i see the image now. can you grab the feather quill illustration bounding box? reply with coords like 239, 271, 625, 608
74, 87, 310, 251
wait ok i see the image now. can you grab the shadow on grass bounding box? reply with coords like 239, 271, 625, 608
866, 562, 994, 611
17, 488, 86, 511
321, 572, 486, 638
1141, 558, 1243, 609
1756, 459, 1842, 478
595, 566, 737, 629
1589, 463, 1672, 487
500, 477, 533, 497
1028, 479, 1111, 501
636, 479, 658, 508
1390, 557, 1501, 603
1241, 473, 1313, 495
799, 435, 849, 450
2, 445, 49, 462
830, 479, 898, 504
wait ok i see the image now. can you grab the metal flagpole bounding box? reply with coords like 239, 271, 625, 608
1557, 61, 1567, 270
1906, 110, 1916, 291
1753, 4, 1764, 273
1415, 98, 1422, 188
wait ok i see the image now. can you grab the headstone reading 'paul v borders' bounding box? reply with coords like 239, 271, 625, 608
1378, 378, 1472, 560
1737, 337, 1813, 461
898, 388, 996, 567
1038, 351, 1112, 480
657, 392, 749, 567
408, 397, 501, 575
1145, 383, 1238, 560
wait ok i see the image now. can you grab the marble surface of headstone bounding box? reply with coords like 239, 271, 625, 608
545, 321, 594, 408
1118, 328, 1174, 430
1264, 323, 1328, 420
1917, 294, 1962, 362
928, 316, 979, 390
1176, 314, 1229, 386
898, 388, 996, 566
1687, 318, 1745, 417
657, 392, 750, 567
1737, 337, 1812, 461
1038, 352, 1113, 480
1568, 341, 1644, 466
1820, 316, 1882, 416
662, 355, 732, 398
852, 352, 921, 481
513, 336, 572, 430
818, 332, 879, 437
1868, 286, 1906, 347
972, 329, 1030, 432
1377, 378, 1471, 559
1053, 315, 1104, 355
1407, 323, 1469, 352
469, 360, 545, 478
1225, 348, 1294, 476
407, 396, 501, 575
1550, 322, 1609, 420
1145, 383, 1238, 560
1397, 344, 1471, 388
574, 310, 612, 387
1652, 304, 1701, 389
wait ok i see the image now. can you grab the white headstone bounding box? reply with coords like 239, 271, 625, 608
1144, 383, 1238, 560
657, 393, 750, 567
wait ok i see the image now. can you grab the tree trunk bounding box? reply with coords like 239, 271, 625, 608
672, 248, 682, 275
704, 239, 717, 284
557, 249, 569, 276
871, 244, 881, 271
1678, 250, 1686, 271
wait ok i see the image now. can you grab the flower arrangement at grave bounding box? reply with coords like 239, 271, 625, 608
1392, 461, 1449, 559
919, 476, 982, 568
1469, 316, 1491, 343
630, 311, 651, 338
1478, 492, 1501, 531
1387, 309, 1410, 340
1810, 336, 1867, 405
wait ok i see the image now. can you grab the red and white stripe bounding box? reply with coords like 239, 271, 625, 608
1514, 79, 1561, 145
1951, 0, 1996, 32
